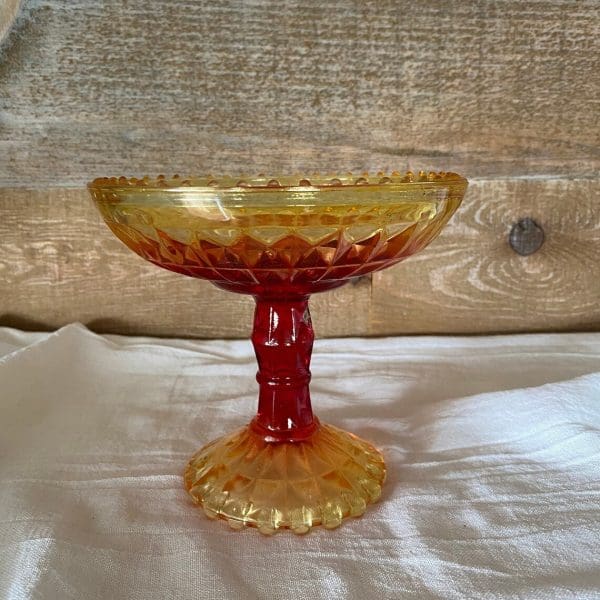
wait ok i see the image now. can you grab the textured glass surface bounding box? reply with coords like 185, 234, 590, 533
89, 171, 467, 533
184, 423, 385, 535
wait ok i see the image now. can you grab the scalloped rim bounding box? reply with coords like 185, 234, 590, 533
88, 170, 467, 192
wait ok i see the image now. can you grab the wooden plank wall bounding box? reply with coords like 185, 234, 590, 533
0, 0, 598, 337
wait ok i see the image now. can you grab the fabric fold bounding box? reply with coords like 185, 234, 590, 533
0, 325, 599, 599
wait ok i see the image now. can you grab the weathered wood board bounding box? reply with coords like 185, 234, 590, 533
1, 1, 598, 336
1, 179, 597, 338
0, 0, 598, 186
371, 178, 600, 335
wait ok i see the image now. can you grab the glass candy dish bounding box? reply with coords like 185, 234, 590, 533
88, 171, 467, 534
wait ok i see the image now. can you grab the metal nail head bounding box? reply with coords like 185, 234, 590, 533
509, 218, 545, 256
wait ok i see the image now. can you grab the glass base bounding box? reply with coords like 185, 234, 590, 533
184, 422, 386, 535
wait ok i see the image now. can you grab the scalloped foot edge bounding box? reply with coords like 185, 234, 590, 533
184, 423, 386, 535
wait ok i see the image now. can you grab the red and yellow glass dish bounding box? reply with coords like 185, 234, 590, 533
89, 171, 467, 534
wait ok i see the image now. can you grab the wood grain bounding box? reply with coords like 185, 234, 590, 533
0, 0, 598, 186
0, 179, 598, 338
371, 178, 600, 335
1, 0, 598, 337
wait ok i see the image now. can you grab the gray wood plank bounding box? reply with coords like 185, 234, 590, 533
0, 0, 598, 186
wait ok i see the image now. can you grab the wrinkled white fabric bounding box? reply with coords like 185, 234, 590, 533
0, 323, 599, 600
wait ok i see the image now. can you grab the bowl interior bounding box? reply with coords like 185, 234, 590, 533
88, 171, 467, 235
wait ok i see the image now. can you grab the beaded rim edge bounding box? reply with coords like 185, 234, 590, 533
88, 170, 467, 191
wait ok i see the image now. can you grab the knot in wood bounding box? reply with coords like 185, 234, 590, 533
509, 218, 545, 256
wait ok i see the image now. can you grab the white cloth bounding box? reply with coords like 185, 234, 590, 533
0, 323, 599, 600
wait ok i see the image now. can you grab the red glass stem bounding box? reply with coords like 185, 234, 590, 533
250, 295, 318, 442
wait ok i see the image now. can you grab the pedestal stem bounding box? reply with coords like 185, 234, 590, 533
186, 293, 386, 533
250, 295, 318, 442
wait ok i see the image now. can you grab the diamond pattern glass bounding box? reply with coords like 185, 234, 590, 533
89, 171, 467, 534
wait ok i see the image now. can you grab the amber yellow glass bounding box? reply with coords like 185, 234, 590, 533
89, 171, 467, 534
